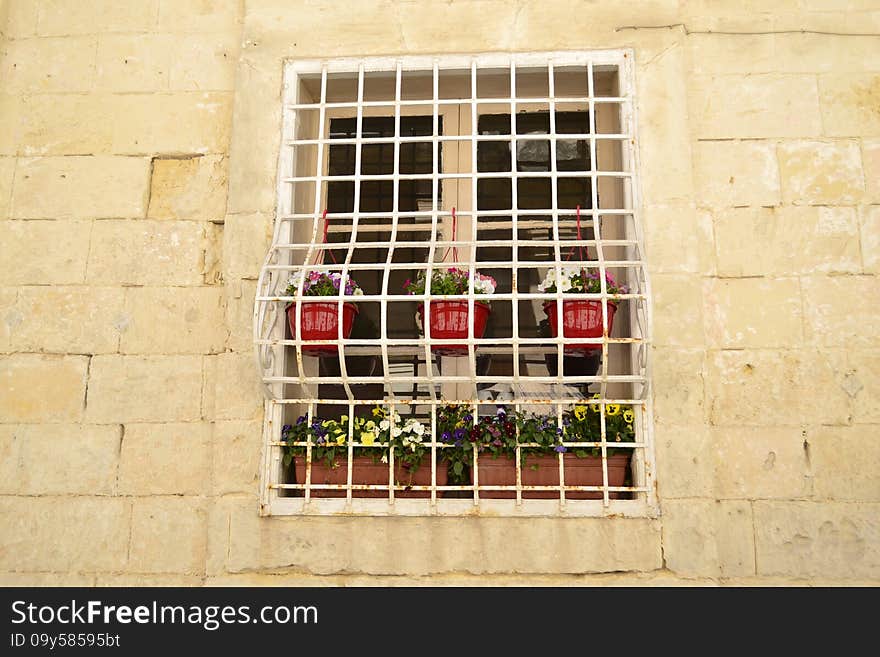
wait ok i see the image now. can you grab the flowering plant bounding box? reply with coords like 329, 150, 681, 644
403, 267, 497, 304
537, 266, 628, 300
281, 407, 433, 473
284, 270, 364, 301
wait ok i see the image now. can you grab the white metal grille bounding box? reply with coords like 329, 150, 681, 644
255, 51, 656, 517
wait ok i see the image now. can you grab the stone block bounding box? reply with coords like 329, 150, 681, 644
6, 286, 124, 354
703, 278, 803, 349
120, 286, 225, 355
211, 420, 262, 495
0, 354, 87, 423
713, 206, 861, 277
203, 352, 264, 421
819, 73, 880, 138
2, 424, 121, 495
86, 355, 203, 423
0, 220, 90, 285
713, 427, 811, 499
653, 424, 714, 499
863, 139, 880, 203
754, 501, 880, 578
0, 497, 129, 571
95, 34, 172, 92
691, 74, 821, 139
661, 499, 756, 577
225, 278, 257, 352
17, 94, 114, 156
809, 425, 880, 501
778, 139, 864, 205
847, 350, 880, 424
86, 220, 207, 286
687, 33, 775, 75
693, 140, 780, 208
94, 574, 204, 586
170, 33, 239, 92
651, 275, 705, 347
2, 36, 96, 94
859, 205, 880, 273
110, 92, 233, 155
641, 204, 714, 275
0, 157, 15, 219
222, 212, 273, 279
36, 0, 159, 36
776, 33, 880, 74
706, 349, 851, 426
802, 275, 880, 347
12, 156, 150, 219
118, 422, 210, 495
148, 155, 228, 221
651, 348, 706, 425
129, 498, 207, 574
158, 0, 242, 32
5, 0, 40, 38
0, 95, 20, 155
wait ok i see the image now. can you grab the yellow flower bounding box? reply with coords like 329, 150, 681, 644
340, 415, 348, 423
605, 404, 620, 416
361, 432, 376, 446
573, 406, 587, 421
455, 421, 464, 428
623, 409, 634, 423
335, 434, 346, 446
372, 407, 384, 417
365, 420, 376, 432
321, 420, 332, 428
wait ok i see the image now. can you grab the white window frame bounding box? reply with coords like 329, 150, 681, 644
254, 51, 657, 518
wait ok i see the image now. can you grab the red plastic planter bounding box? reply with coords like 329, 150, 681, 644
543, 300, 616, 353
294, 456, 448, 498
419, 300, 490, 355
475, 453, 631, 499
287, 301, 357, 354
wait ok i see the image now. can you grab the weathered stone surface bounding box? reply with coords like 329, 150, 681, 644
662, 500, 756, 577
651, 275, 704, 347
859, 205, 880, 273
170, 33, 240, 92
1, 36, 96, 93
703, 278, 803, 349
6, 286, 124, 354
713, 206, 861, 277
203, 353, 264, 421
0, 497, 129, 571
94, 574, 205, 586
225, 278, 257, 352
641, 204, 715, 275
0, 220, 91, 285
0, 354, 88, 423
110, 92, 233, 155
129, 498, 208, 574
222, 212, 273, 279
95, 34, 171, 93
706, 349, 851, 426
776, 33, 880, 74
778, 140, 864, 205
713, 427, 811, 499
693, 140, 780, 207
847, 350, 880, 424
754, 501, 880, 578
12, 156, 150, 220
36, 0, 159, 36
0, 157, 15, 219
86, 355, 203, 423
653, 425, 714, 499
802, 276, 880, 347
809, 425, 880, 501
691, 74, 821, 139
687, 33, 776, 76
1, 424, 120, 495
86, 220, 207, 286
148, 155, 228, 221
863, 140, 880, 203
212, 420, 262, 495
651, 348, 706, 425
118, 422, 210, 495
17, 94, 114, 156
0, 572, 96, 586
158, 0, 242, 32
5, 0, 40, 38
819, 73, 880, 138
120, 286, 225, 355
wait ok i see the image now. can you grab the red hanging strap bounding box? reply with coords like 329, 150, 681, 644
440, 207, 459, 264
565, 204, 590, 263
312, 209, 337, 266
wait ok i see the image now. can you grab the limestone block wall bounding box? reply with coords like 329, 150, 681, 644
0, 0, 878, 586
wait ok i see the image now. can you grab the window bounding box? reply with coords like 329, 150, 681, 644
255, 52, 656, 516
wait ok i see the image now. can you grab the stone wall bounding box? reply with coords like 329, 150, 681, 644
1, 0, 878, 586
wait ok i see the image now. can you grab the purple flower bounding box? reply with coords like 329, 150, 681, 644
296, 416, 306, 425
493, 439, 502, 447
463, 414, 473, 423
496, 407, 506, 417
554, 445, 567, 453
282, 424, 292, 432
441, 431, 452, 443
453, 428, 466, 441
454, 439, 463, 447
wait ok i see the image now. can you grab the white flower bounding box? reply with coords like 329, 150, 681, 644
381, 455, 388, 464
411, 422, 425, 436
557, 276, 572, 292
391, 426, 403, 438
379, 419, 390, 431
353, 288, 364, 296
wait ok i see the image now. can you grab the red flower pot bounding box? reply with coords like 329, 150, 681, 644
474, 452, 630, 499
419, 300, 490, 355
287, 301, 357, 354
543, 300, 616, 353
294, 455, 447, 498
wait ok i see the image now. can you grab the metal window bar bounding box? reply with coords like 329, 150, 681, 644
255, 51, 656, 518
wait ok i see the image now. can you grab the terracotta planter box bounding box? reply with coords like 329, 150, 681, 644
419, 300, 490, 355
475, 453, 631, 499
287, 301, 358, 354
294, 455, 447, 498
543, 300, 616, 354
